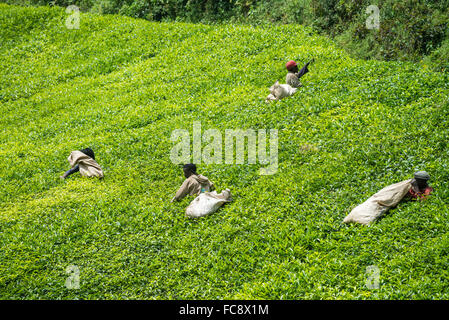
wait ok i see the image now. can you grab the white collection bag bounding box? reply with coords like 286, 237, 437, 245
343, 179, 412, 225
265, 81, 297, 102
185, 189, 232, 218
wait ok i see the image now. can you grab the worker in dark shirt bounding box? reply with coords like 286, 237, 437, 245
405, 171, 433, 200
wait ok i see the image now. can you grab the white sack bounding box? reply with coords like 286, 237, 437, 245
185, 189, 232, 218
343, 179, 412, 225
265, 93, 277, 102
265, 81, 297, 102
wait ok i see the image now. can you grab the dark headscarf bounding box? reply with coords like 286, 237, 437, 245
80, 148, 95, 160
183, 163, 197, 174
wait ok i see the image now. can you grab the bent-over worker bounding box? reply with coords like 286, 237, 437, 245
171, 163, 214, 202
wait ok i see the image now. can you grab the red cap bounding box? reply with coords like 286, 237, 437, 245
286, 60, 297, 71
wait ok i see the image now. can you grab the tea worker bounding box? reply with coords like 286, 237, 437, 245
60, 148, 104, 179
404, 171, 433, 200
343, 171, 434, 225
171, 163, 214, 202
285, 58, 314, 88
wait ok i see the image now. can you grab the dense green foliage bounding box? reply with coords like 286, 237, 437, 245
3, 0, 449, 69
1, 4, 449, 299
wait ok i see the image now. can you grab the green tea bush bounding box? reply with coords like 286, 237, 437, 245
4, 0, 449, 66
0, 4, 448, 299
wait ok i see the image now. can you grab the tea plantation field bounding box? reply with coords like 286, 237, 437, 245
1, 4, 448, 299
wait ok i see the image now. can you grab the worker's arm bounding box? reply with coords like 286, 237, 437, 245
171, 179, 190, 202
60, 165, 79, 179
296, 60, 312, 79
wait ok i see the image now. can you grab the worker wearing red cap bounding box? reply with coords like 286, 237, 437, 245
286, 58, 314, 88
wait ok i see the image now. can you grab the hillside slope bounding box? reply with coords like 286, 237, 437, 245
0, 4, 448, 299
